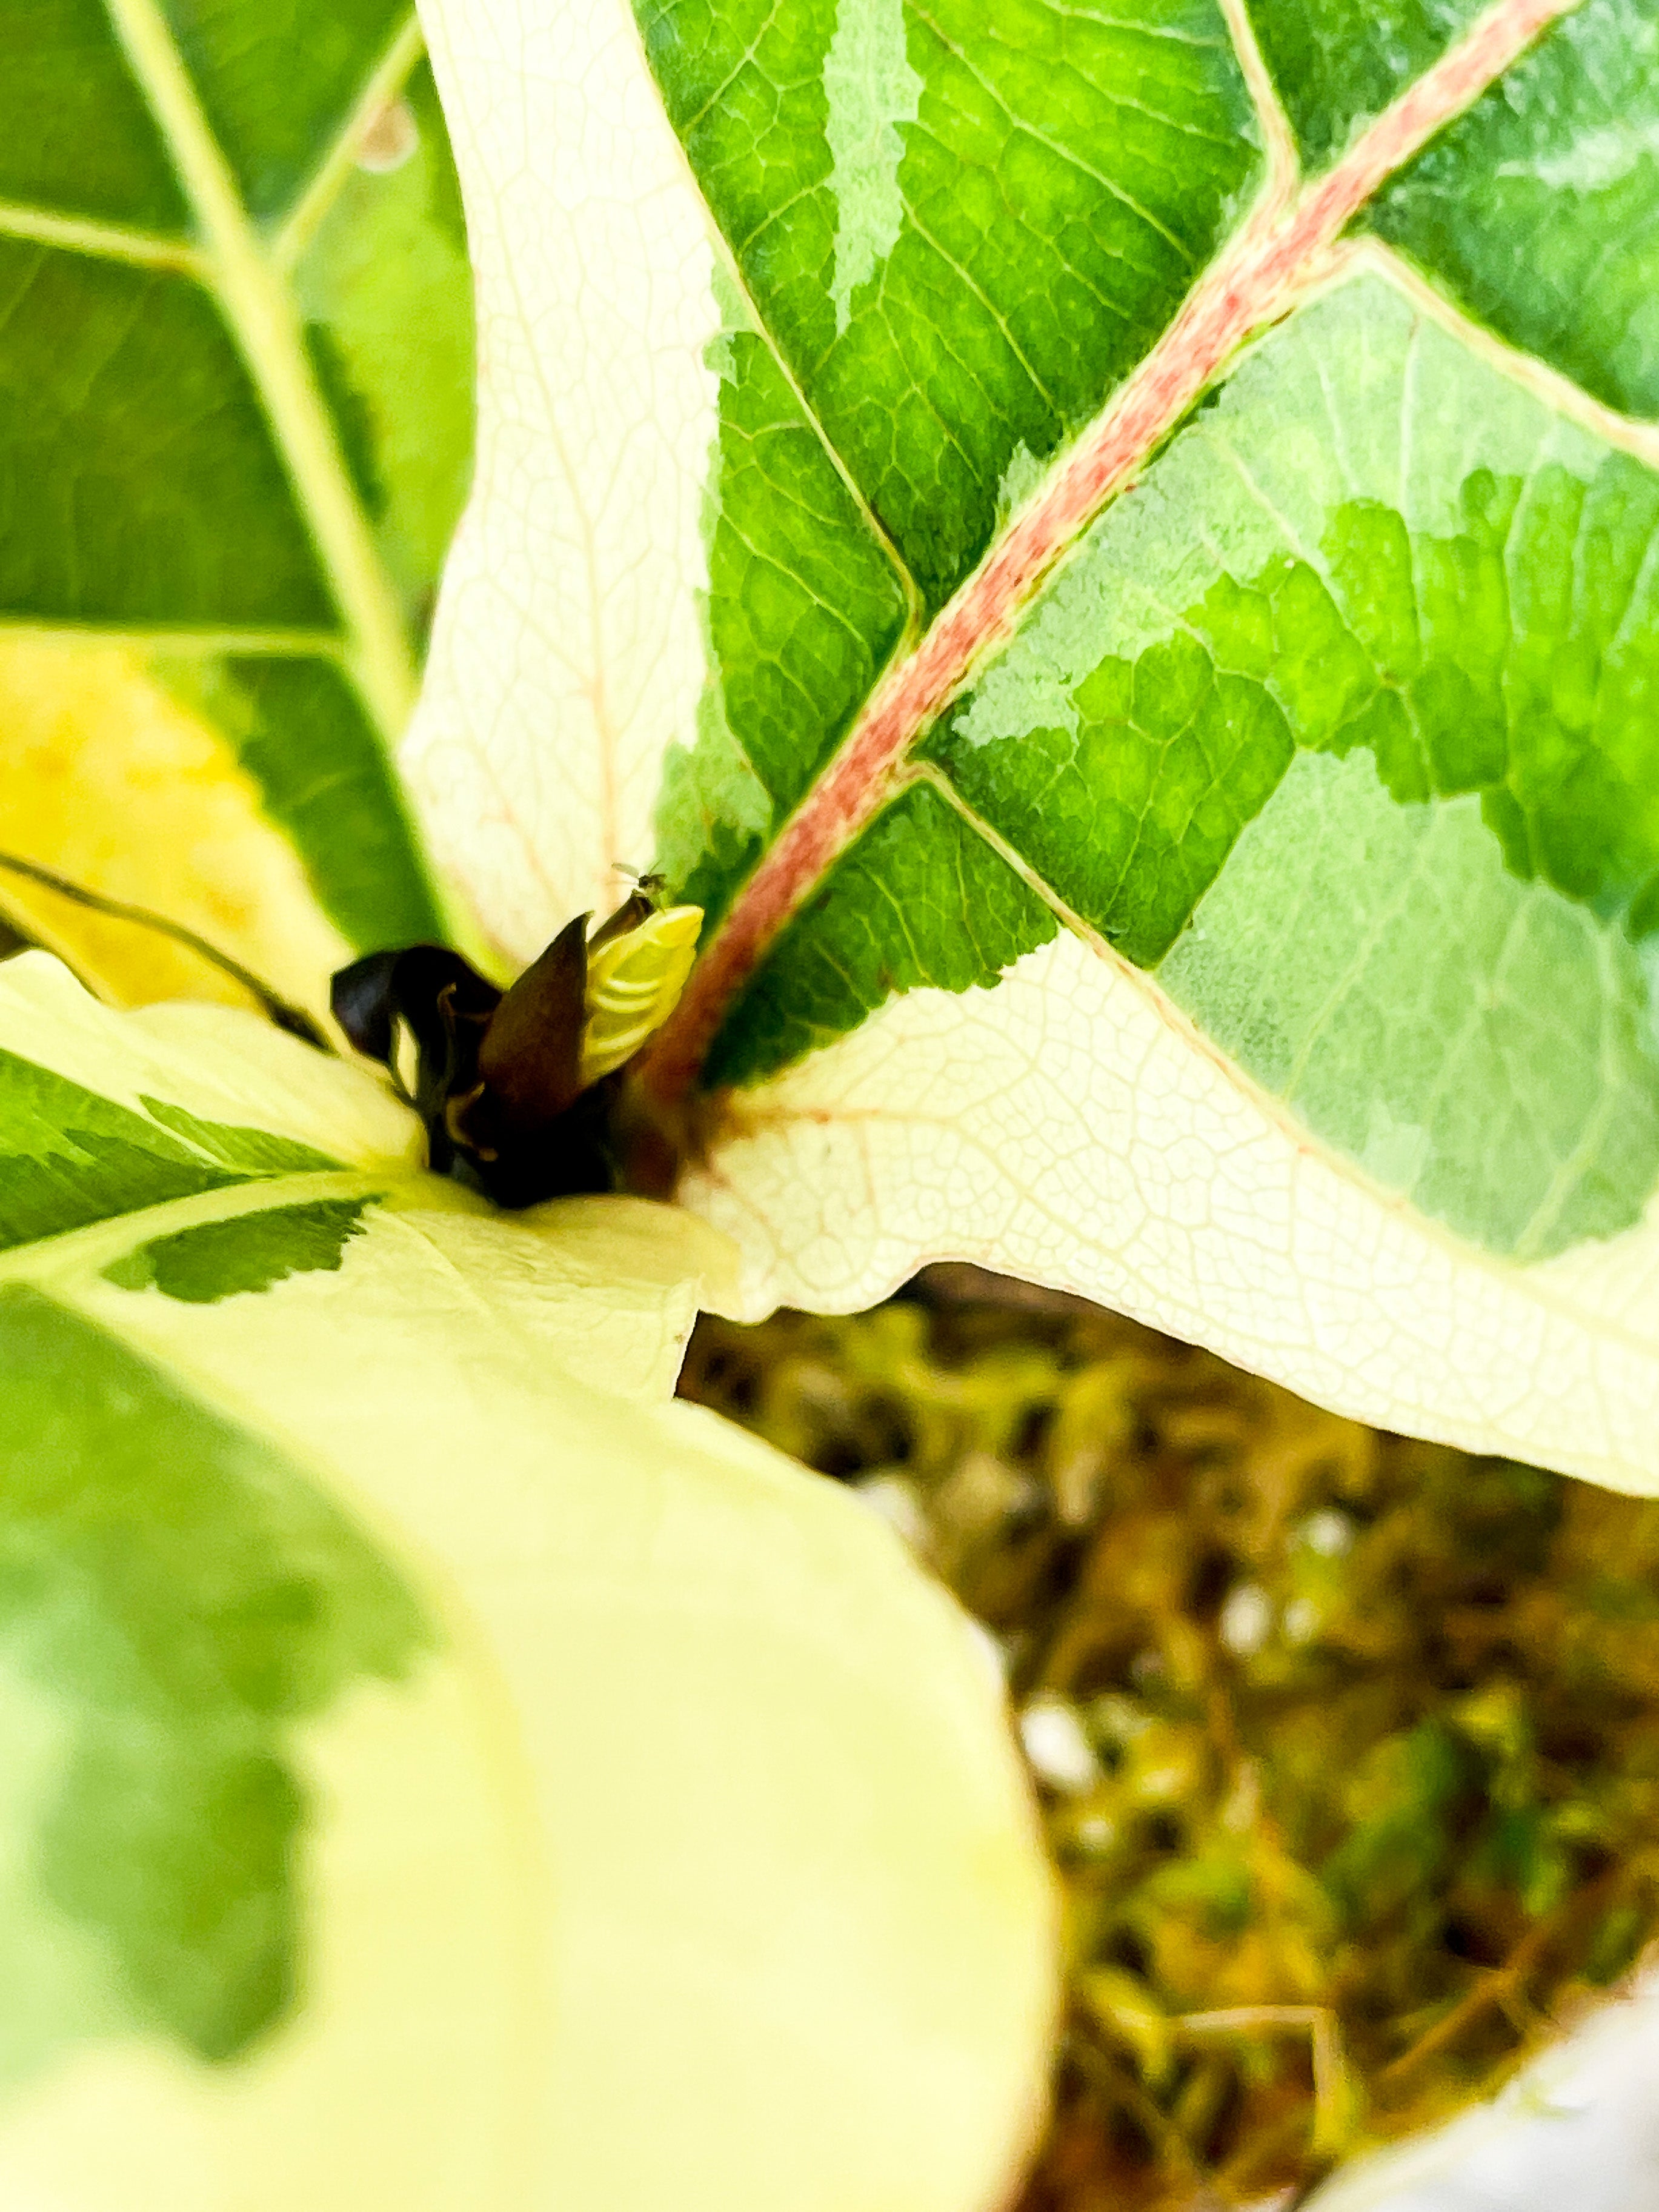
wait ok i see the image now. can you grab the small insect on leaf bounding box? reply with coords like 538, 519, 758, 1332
581, 904, 702, 1089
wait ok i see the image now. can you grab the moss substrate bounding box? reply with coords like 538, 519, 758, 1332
679, 1272, 1659, 2210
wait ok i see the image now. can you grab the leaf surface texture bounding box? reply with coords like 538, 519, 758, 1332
408, 0, 1659, 1491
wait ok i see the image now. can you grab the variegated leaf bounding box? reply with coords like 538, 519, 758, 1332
408, 0, 1659, 1493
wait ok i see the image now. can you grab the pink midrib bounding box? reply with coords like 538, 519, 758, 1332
640, 0, 1580, 1104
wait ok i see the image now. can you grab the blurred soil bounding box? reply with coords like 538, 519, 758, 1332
679, 1268, 1659, 2210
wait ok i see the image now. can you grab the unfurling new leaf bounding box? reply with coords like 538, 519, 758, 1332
329, 891, 703, 1206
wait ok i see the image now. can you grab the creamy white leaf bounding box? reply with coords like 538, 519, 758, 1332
406, 0, 720, 960
0, 959, 1056, 2212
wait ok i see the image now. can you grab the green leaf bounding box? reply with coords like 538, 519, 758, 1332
703, 782, 1058, 1086
100, 1194, 375, 1298
0, 953, 1054, 2212
0, 1, 475, 966
1365, 1, 1659, 420
0, 0, 187, 230
1244, 0, 1491, 165
0, 1047, 249, 1250
636, 0, 1263, 616
0, 1280, 426, 2073
928, 275, 1659, 1261
409, 0, 1659, 1493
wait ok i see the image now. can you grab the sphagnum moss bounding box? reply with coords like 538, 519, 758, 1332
680, 1270, 1659, 2210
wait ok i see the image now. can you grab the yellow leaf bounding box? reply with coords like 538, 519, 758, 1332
0, 637, 348, 1023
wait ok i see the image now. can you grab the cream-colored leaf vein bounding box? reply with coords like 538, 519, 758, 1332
0, 619, 347, 657
273, 8, 429, 272
1338, 237, 1659, 476
100, 0, 419, 742
0, 199, 204, 273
